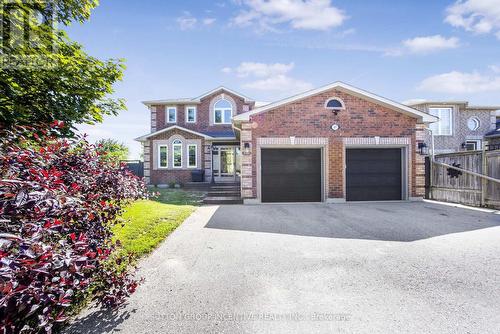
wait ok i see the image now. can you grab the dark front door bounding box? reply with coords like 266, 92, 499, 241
261, 149, 322, 203
346, 148, 402, 201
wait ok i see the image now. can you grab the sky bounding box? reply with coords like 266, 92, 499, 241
66, 0, 500, 159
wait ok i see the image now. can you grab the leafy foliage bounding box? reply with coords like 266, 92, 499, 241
95, 139, 129, 166
0, 0, 126, 135
0, 125, 148, 333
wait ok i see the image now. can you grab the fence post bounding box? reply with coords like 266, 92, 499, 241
481, 147, 487, 207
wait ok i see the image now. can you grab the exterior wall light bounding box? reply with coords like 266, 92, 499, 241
418, 142, 428, 155
243, 142, 251, 155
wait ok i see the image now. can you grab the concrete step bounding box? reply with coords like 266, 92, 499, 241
208, 190, 241, 197
203, 196, 244, 205
209, 186, 241, 191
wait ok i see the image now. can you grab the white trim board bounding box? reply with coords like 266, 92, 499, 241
233, 81, 438, 124
135, 125, 211, 142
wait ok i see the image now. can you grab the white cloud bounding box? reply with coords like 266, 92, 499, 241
402, 35, 460, 54
386, 35, 460, 56
177, 12, 198, 30
223, 61, 313, 94
234, 61, 295, 78
203, 18, 217, 25
177, 12, 216, 30
445, 0, 500, 38
418, 70, 500, 94
232, 0, 347, 31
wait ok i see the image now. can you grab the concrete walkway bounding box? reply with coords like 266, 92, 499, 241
66, 202, 500, 334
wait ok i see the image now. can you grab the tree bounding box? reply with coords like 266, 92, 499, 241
96, 138, 129, 165
0, 0, 126, 135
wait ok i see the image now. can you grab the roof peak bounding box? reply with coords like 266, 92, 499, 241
142, 86, 255, 106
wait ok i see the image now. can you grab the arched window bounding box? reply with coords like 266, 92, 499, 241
325, 98, 345, 111
214, 99, 233, 124
172, 139, 182, 168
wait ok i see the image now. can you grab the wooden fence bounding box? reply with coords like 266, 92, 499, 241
121, 160, 144, 178
426, 150, 500, 209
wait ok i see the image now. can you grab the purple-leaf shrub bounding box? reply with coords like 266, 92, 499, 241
0, 124, 148, 333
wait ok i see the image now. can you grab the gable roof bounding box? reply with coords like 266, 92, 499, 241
233, 81, 438, 123
134, 125, 236, 142
194, 86, 255, 102
142, 86, 254, 106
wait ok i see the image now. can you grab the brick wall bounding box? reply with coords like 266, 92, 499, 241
148, 128, 205, 185
151, 90, 253, 133
246, 88, 419, 199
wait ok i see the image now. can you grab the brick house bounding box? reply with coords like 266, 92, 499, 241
136, 82, 437, 203
407, 101, 500, 153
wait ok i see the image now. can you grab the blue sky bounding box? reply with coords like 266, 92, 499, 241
66, 0, 500, 159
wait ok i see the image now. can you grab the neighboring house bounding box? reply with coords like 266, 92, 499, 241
406, 101, 500, 153
485, 121, 500, 150
136, 82, 437, 203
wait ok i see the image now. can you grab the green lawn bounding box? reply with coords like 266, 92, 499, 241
112, 189, 205, 258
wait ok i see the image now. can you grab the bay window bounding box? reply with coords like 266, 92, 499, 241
158, 145, 168, 168
187, 144, 197, 168
172, 140, 182, 168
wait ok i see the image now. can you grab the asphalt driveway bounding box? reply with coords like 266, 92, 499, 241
67, 201, 500, 334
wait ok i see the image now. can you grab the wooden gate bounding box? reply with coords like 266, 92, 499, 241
426, 150, 500, 209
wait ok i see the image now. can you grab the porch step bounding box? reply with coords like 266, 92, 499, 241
209, 186, 240, 192
203, 196, 244, 205
208, 190, 241, 197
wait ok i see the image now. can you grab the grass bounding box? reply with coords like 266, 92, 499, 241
112, 189, 205, 258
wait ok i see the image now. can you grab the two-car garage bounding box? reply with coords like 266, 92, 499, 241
260, 148, 405, 203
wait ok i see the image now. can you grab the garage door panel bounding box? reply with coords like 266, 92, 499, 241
261, 149, 321, 203
348, 174, 401, 187
346, 148, 402, 201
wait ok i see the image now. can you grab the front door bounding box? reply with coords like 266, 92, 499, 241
212, 146, 241, 182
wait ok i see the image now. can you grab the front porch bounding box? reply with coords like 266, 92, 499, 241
203, 142, 242, 184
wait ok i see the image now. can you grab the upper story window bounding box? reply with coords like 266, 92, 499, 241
467, 117, 480, 131
429, 107, 452, 136
186, 106, 197, 123
214, 99, 233, 124
172, 139, 182, 168
167, 107, 177, 123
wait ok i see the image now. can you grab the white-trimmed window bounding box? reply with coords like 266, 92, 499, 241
167, 107, 177, 123
172, 140, 182, 168
158, 145, 168, 168
429, 107, 452, 136
186, 106, 197, 123
187, 144, 197, 168
467, 117, 480, 131
325, 98, 345, 111
465, 140, 481, 151
214, 99, 233, 124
